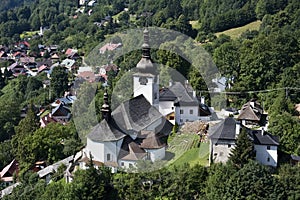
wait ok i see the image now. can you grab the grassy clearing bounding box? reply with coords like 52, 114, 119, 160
171, 143, 209, 167
215, 20, 262, 39
165, 132, 209, 167
20, 31, 39, 39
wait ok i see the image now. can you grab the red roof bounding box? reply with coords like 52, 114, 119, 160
65, 48, 73, 55
38, 64, 49, 72
99, 43, 122, 53
0, 159, 19, 182
78, 71, 96, 82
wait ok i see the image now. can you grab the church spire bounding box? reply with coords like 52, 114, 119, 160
101, 89, 111, 121
136, 28, 157, 74
142, 28, 150, 59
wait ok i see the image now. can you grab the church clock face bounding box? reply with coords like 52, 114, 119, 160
139, 77, 148, 85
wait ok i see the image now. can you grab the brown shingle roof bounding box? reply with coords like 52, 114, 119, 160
139, 132, 166, 149
120, 142, 147, 161
237, 101, 262, 121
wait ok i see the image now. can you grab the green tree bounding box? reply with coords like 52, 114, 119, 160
68, 167, 113, 200
278, 164, 300, 199
50, 66, 69, 98
12, 103, 40, 169
224, 161, 280, 199
229, 128, 254, 168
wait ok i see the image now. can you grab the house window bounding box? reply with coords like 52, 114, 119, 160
180, 109, 184, 114
129, 163, 133, 168
171, 107, 174, 110
107, 154, 111, 161
267, 157, 270, 162
267, 146, 270, 150
169, 116, 175, 120
180, 119, 183, 122
121, 162, 124, 166
228, 144, 231, 148
190, 109, 193, 114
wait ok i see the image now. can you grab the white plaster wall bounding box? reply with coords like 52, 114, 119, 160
254, 145, 277, 167
119, 160, 136, 169
86, 138, 104, 162
159, 101, 174, 116
175, 106, 199, 125
133, 75, 154, 105
103, 141, 122, 162
211, 140, 235, 163
145, 147, 165, 162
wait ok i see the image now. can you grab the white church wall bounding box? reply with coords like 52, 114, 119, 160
145, 147, 165, 162
86, 138, 105, 162
119, 160, 136, 169
133, 75, 154, 105
103, 140, 123, 163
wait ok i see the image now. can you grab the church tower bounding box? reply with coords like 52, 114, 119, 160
133, 29, 159, 109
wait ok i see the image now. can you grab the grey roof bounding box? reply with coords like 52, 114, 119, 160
112, 95, 163, 132
209, 117, 237, 140
249, 130, 279, 146
37, 156, 73, 178
168, 82, 199, 106
291, 155, 300, 161
51, 104, 71, 117
159, 88, 177, 101
1, 182, 20, 198
88, 118, 126, 142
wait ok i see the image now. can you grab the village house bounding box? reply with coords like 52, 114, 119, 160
237, 99, 265, 127
99, 43, 122, 54
159, 81, 212, 125
209, 117, 279, 167
0, 160, 19, 188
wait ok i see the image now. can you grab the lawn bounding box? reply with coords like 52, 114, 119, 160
170, 142, 209, 167
165, 132, 209, 167
215, 20, 262, 39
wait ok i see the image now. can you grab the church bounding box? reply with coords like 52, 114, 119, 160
83, 29, 173, 169
83, 29, 209, 169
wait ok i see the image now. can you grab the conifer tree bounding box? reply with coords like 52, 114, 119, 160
229, 128, 254, 168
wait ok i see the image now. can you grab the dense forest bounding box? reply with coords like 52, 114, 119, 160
0, 0, 299, 199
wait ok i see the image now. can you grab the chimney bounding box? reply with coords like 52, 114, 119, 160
235, 121, 241, 138
250, 101, 255, 108
200, 96, 205, 104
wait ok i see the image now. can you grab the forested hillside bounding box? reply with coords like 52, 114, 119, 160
0, 0, 299, 199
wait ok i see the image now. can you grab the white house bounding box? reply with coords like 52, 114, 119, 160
209, 117, 238, 164
250, 129, 279, 167
159, 81, 212, 125
209, 117, 279, 167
